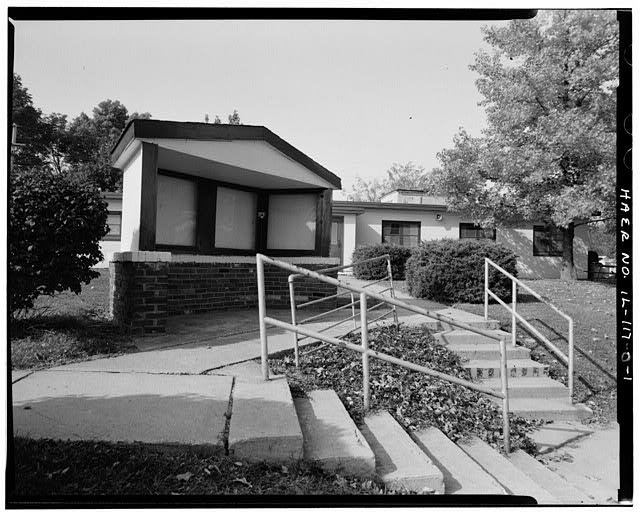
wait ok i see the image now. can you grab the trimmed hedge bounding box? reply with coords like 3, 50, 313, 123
406, 239, 518, 304
352, 243, 413, 280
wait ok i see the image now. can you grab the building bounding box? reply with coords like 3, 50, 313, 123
332, 189, 590, 280
108, 119, 341, 334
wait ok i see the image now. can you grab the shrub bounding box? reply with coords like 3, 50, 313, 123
405, 239, 518, 304
352, 243, 412, 280
9, 168, 109, 314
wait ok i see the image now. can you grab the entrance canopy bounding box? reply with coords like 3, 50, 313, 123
111, 120, 341, 190
110, 120, 341, 256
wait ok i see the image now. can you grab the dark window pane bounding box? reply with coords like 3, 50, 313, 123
381, 220, 420, 248
533, 225, 563, 256
459, 223, 495, 240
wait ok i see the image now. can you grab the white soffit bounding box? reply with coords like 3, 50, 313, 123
141, 138, 335, 189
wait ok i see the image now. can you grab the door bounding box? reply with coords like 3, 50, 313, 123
330, 216, 344, 265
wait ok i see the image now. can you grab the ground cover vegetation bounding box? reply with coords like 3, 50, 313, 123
9, 438, 402, 496
10, 271, 134, 370
271, 324, 541, 454
457, 279, 617, 424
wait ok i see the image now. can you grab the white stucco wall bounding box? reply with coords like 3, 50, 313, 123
120, 145, 143, 252
354, 208, 462, 250
497, 225, 589, 279
343, 206, 591, 280
342, 213, 357, 270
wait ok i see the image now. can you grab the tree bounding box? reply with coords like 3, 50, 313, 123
347, 162, 432, 201
227, 109, 241, 125
213, 115, 222, 124
9, 167, 109, 314
67, 100, 152, 191
431, 10, 617, 280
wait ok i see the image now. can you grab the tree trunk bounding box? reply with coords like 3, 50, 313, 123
560, 222, 577, 281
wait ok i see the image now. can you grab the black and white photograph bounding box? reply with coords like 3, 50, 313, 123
6, 5, 631, 507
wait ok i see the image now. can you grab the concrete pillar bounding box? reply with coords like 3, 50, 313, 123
342, 213, 357, 270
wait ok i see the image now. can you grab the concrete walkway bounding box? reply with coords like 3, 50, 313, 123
12, 291, 450, 447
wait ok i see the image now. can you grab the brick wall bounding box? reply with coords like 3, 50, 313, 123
110, 252, 339, 335
167, 262, 336, 315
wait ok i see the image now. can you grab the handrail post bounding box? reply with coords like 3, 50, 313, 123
386, 257, 399, 329
499, 336, 511, 454
288, 278, 300, 368
568, 319, 574, 400
351, 293, 357, 329
360, 292, 370, 412
511, 280, 517, 348
257, 255, 270, 381
484, 259, 489, 320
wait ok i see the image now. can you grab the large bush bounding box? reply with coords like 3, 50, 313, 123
352, 243, 413, 280
406, 239, 518, 304
9, 168, 109, 314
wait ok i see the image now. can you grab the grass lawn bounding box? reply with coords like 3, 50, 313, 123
10, 270, 136, 370
455, 279, 617, 425
8, 438, 402, 497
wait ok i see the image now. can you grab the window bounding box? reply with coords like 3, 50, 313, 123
533, 225, 563, 256
105, 211, 121, 241
382, 220, 420, 248
215, 187, 257, 250
156, 174, 198, 247
267, 194, 317, 250
459, 223, 496, 240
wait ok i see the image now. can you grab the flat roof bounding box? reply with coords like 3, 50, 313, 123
333, 200, 448, 212
110, 119, 341, 189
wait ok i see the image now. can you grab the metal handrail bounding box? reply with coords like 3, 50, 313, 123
288, 254, 399, 365
484, 258, 574, 399
256, 253, 512, 453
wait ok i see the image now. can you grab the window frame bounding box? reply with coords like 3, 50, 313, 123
459, 222, 496, 241
533, 225, 564, 257
104, 210, 122, 241
381, 220, 421, 248
154, 169, 325, 256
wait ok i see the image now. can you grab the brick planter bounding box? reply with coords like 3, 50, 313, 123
110, 252, 339, 335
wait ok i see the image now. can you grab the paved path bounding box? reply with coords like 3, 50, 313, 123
12, 293, 451, 447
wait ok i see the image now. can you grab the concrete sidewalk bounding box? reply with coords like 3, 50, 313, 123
12, 293, 452, 449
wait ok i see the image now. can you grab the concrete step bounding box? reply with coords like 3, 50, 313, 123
435, 329, 512, 345
528, 422, 594, 454
457, 436, 557, 504
410, 427, 507, 495
493, 397, 593, 421
228, 375, 303, 463
464, 359, 549, 380
294, 389, 375, 477
442, 342, 531, 361
427, 308, 500, 331
480, 377, 569, 400
360, 411, 444, 493
507, 449, 594, 504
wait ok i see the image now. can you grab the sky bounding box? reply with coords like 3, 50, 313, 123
12, 18, 510, 198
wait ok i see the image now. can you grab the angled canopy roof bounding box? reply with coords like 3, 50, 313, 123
110, 119, 342, 190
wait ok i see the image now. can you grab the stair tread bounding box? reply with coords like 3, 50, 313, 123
464, 359, 548, 368
481, 376, 566, 388
506, 398, 592, 411
458, 436, 557, 504
361, 412, 444, 493
293, 390, 375, 476
228, 376, 303, 463
490, 397, 593, 421
411, 427, 506, 495
508, 449, 595, 504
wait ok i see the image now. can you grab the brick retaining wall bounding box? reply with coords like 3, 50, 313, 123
110, 252, 339, 335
